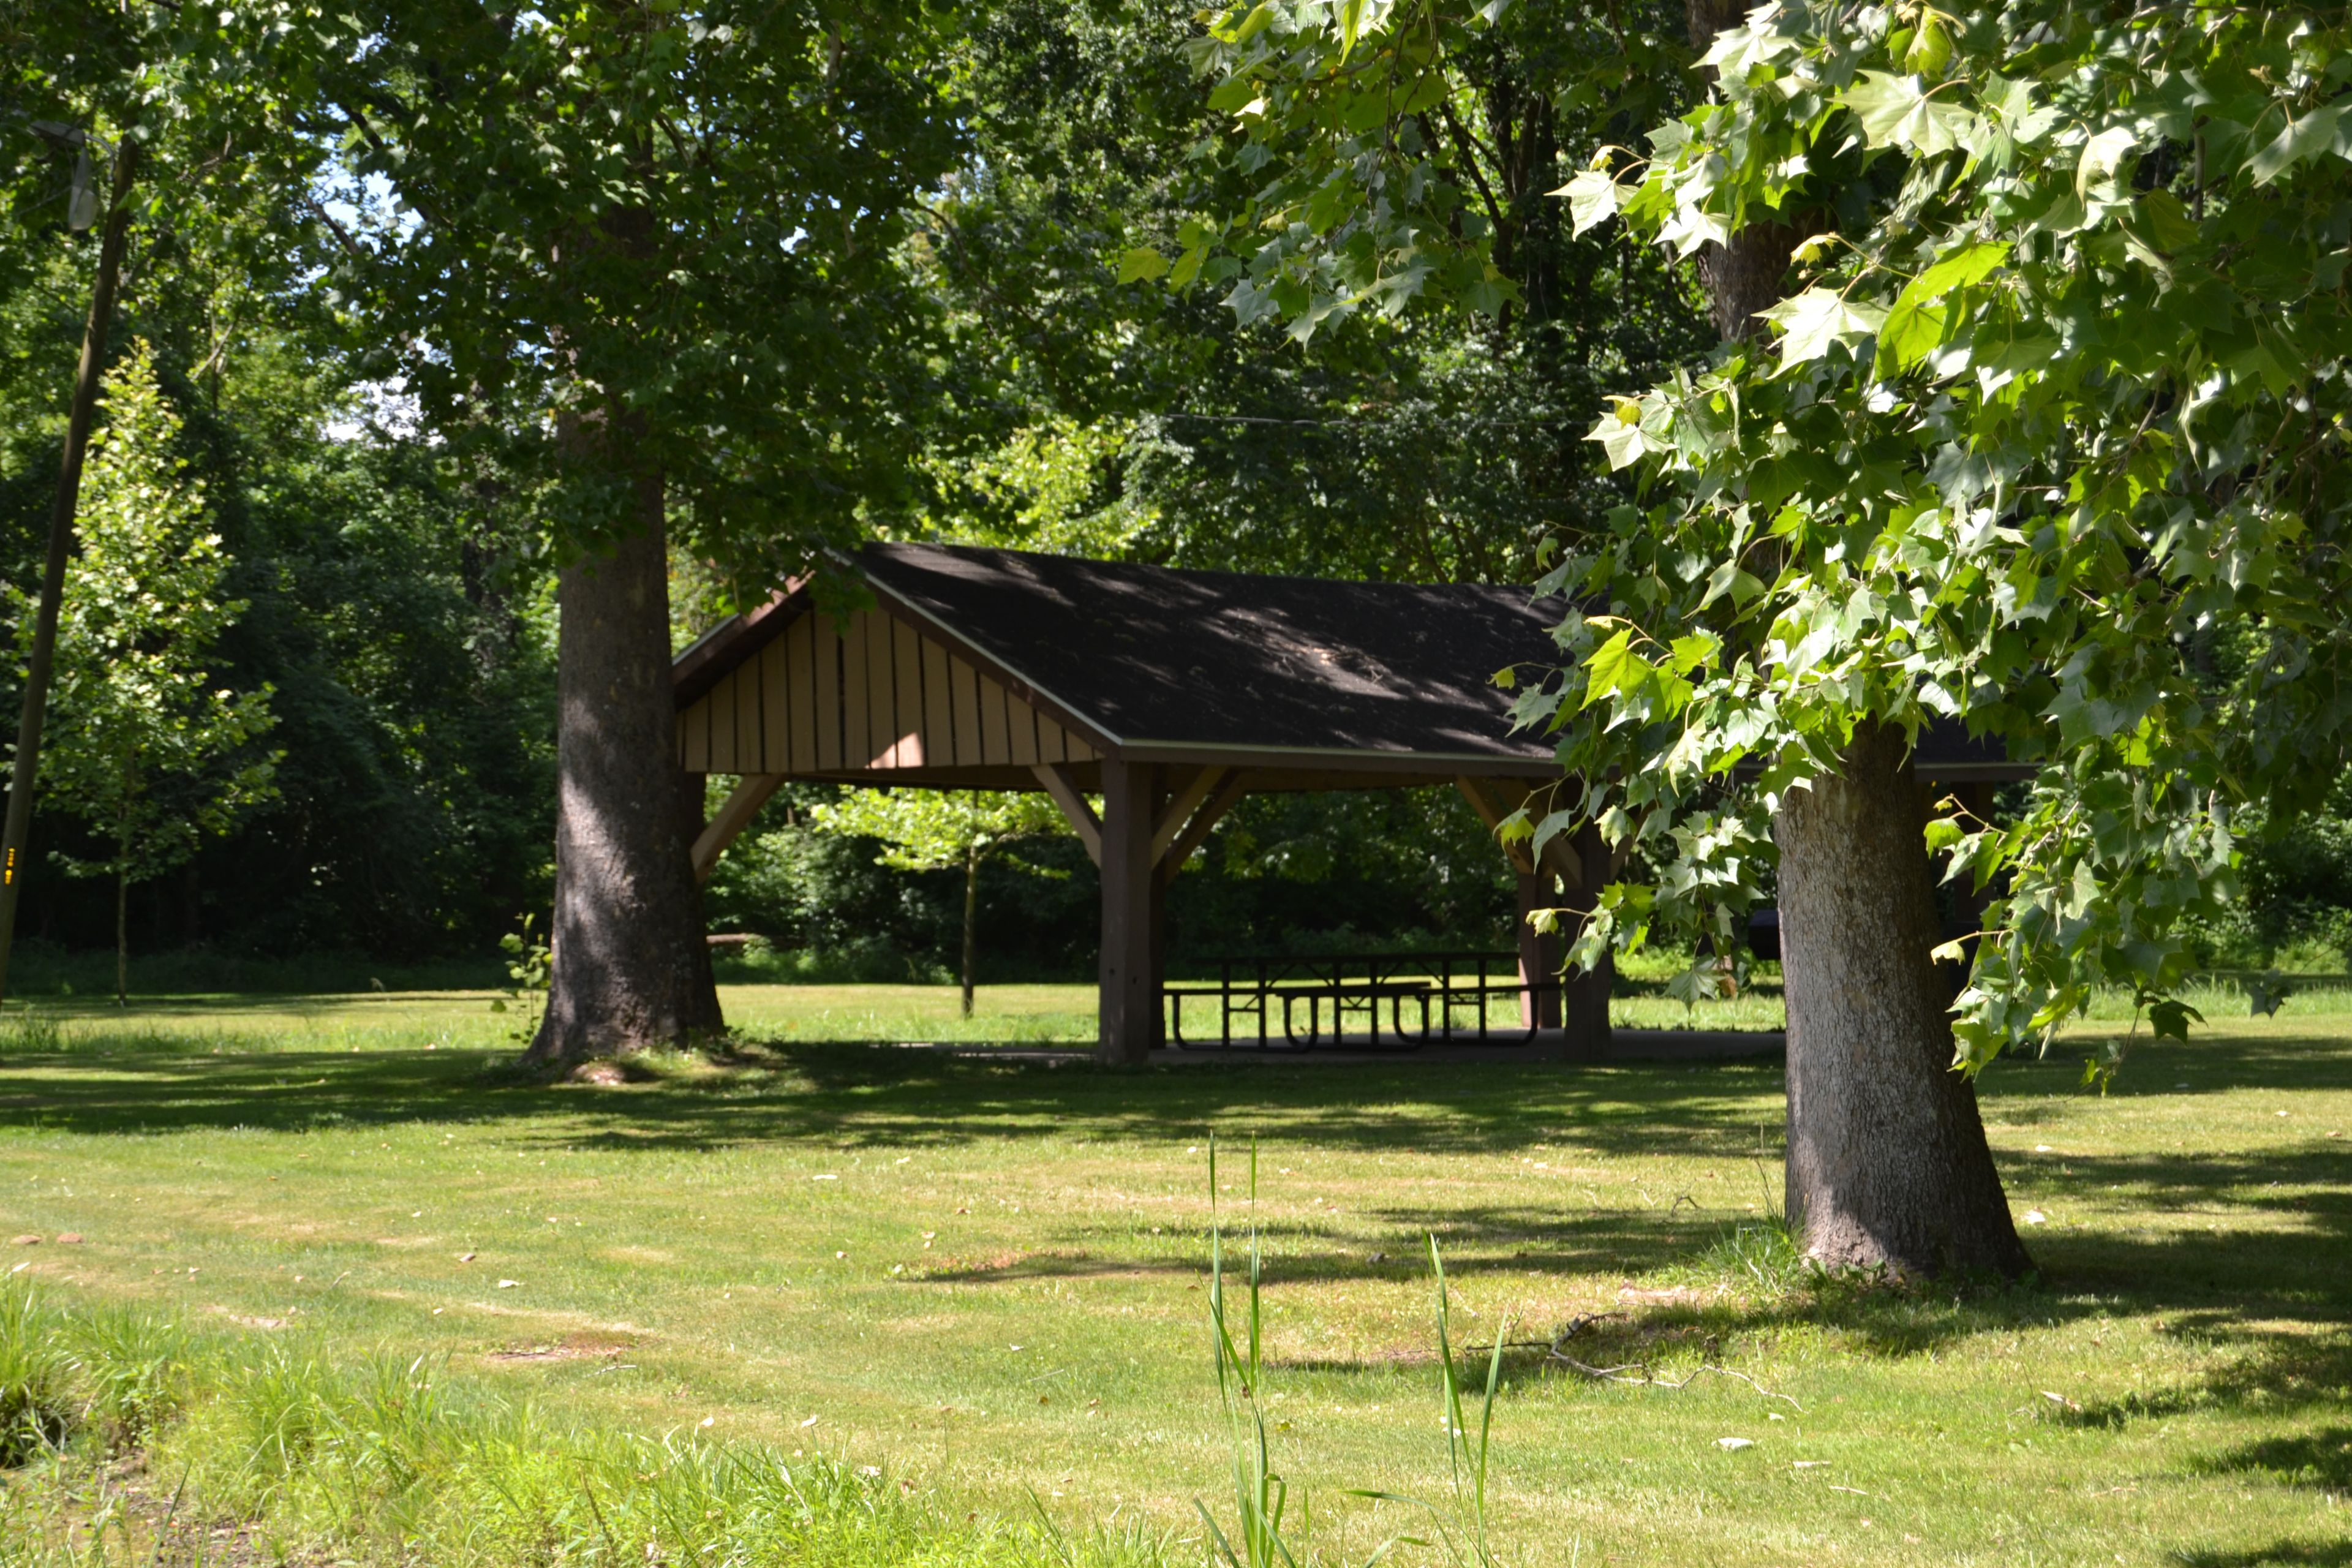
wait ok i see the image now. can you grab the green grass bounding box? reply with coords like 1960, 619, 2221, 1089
0, 987, 2346, 1565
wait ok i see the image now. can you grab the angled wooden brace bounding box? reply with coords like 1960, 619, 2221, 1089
1158, 768, 1247, 884
692, 774, 787, 884
1031, 763, 1103, 865
1453, 775, 1585, 889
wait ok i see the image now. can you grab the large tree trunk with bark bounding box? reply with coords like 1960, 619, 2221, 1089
1775, 726, 2029, 1275
1678, 0, 2029, 1276
525, 467, 723, 1069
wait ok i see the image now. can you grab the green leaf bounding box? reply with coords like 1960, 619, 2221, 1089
1116, 247, 1171, 284
2133, 189, 2199, 254
1334, 0, 1368, 61
2076, 126, 2138, 195
1586, 401, 1651, 470
1225, 2, 1278, 44
1876, 296, 1950, 374
1580, 627, 1642, 708
1903, 13, 1952, 77
2146, 997, 2203, 1043
2248, 101, 2350, 186
1985, 75, 2059, 144
1556, 168, 1623, 237
1838, 72, 1983, 157
1753, 287, 1891, 370
1909, 241, 2010, 302
1491, 665, 1516, 690
1875, 241, 2006, 373
1698, 559, 1763, 609
1667, 633, 1717, 674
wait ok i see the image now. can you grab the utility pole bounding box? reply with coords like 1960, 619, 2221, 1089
0, 134, 140, 1005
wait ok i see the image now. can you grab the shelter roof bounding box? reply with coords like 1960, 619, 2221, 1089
671, 543, 2026, 785
855, 543, 1559, 766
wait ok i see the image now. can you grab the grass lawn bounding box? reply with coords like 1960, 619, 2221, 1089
0, 985, 2345, 1565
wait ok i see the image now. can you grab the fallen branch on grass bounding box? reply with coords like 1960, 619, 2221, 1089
1463, 1313, 1802, 1409
1544, 1346, 1803, 1409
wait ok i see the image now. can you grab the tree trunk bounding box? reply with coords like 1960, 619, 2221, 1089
1514, 868, 1564, 1031
524, 482, 723, 1069
1559, 823, 1615, 1059
962, 837, 978, 1020
1686, 0, 1800, 344
1774, 725, 2029, 1275
1677, 0, 2027, 1278
0, 139, 139, 1008
114, 867, 127, 1009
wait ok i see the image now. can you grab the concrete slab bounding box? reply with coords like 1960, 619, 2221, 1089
870, 1027, 1782, 1066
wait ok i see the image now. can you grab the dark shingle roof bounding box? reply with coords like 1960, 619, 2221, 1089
858, 543, 1557, 762
671, 543, 2027, 781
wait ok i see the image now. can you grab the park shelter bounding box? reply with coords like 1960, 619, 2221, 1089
670, 543, 1603, 1061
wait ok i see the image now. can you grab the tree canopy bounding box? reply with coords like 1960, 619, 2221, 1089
1523, 1, 2352, 1074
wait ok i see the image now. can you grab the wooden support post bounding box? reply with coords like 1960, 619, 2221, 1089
691, 774, 785, 884
1464, 775, 1611, 1055
1096, 756, 1159, 1065
1514, 867, 1564, 1031
1148, 773, 1170, 1052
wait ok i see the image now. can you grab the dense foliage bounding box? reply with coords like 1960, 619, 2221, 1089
13, 0, 2352, 997
1530, 1, 2352, 1068
0, 236, 555, 967
17, 341, 279, 963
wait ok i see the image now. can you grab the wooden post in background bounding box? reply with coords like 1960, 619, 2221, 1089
1513, 867, 1564, 1031
1096, 756, 1158, 1065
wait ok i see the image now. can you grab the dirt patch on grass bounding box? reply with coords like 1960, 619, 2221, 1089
487, 1330, 638, 1363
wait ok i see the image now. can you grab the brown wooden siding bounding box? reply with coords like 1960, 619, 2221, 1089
677, 607, 1099, 776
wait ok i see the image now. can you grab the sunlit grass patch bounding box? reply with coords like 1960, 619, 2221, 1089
0, 995, 2342, 1565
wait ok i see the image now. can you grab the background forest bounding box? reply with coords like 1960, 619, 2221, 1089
5, 0, 2349, 992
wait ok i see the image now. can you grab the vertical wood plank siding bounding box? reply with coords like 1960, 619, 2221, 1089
949, 655, 982, 766
865, 613, 899, 769
921, 638, 955, 766
810, 615, 842, 771
786, 615, 817, 772
851, 606, 880, 766
891, 619, 928, 768
678, 608, 1096, 777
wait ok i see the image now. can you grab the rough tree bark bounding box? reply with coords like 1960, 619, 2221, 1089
1776, 726, 2030, 1274
1681, 0, 2030, 1276
524, 464, 723, 1069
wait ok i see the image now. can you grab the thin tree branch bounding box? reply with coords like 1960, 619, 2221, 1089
1436, 102, 1511, 246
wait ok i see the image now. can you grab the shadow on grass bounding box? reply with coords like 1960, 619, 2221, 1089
2172, 1544, 2352, 1567
2194, 1425, 2352, 1491
1, 1030, 2346, 1404
0, 1037, 1801, 1161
